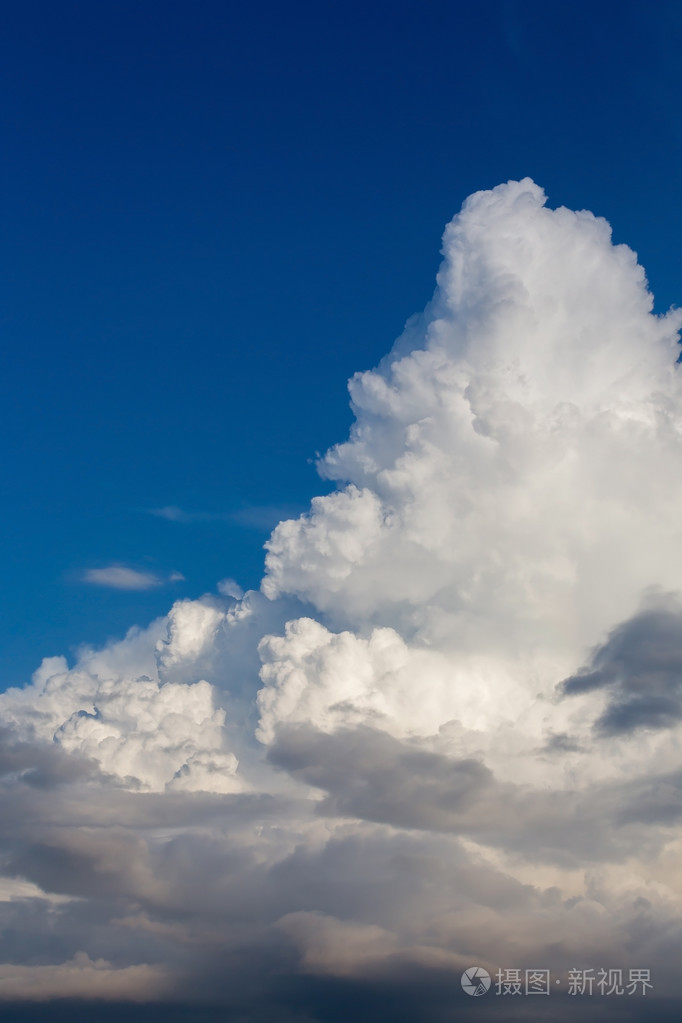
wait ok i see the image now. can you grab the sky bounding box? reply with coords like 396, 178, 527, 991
2, 1, 682, 1021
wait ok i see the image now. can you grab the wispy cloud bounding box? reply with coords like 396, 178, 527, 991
217, 577, 244, 599
81, 565, 182, 590
149, 504, 305, 530
148, 506, 232, 524
230, 504, 306, 531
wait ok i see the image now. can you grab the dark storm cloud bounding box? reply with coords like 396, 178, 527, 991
0, 967, 675, 1023
1, 771, 680, 1020
560, 603, 682, 734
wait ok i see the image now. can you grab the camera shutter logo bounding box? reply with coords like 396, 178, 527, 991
461, 967, 491, 996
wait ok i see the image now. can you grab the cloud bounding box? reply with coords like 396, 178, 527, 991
266, 722, 682, 866
217, 578, 243, 599
148, 506, 232, 523
0, 620, 242, 794
264, 181, 682, 668
82, 566, 164, 590
2, 180, 682, 1019
149, 504, 307, 531
561, 593, 682, 734
0, 952, 173, 1001
81, 565, 184, 590
230, 503, 309, 531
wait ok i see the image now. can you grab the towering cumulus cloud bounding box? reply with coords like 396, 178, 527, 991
1, 180, 682, 1021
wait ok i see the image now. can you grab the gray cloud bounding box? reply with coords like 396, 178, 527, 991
268, 724, 496, 831
1, 737, 681, 1019
267, 723, 682, 867
560, 600, 682, 734
0, 732, 100, 789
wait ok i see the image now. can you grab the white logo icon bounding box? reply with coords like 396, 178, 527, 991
461, 966, 491, 996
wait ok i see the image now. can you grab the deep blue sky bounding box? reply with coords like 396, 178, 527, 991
1, 0, 681, 688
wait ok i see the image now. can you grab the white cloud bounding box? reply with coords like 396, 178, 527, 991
261, 178, 682, 757
256, 617, 528, 745
0, 877, 75, 904
82, 565, 164, 590
218, 577, 244, 599
0, 614, 243, 793
82, 565, 184, 590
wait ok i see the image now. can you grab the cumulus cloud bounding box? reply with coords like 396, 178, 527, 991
0, 619, 242, 794
2, 180, 682, 1020
264, 183, 682, 663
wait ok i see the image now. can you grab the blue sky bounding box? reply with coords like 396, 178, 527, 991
2, 0, 681, 687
